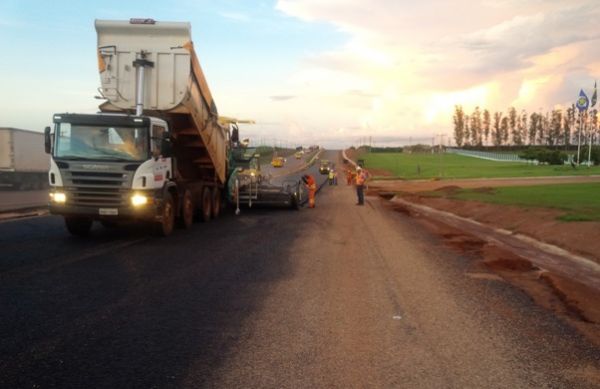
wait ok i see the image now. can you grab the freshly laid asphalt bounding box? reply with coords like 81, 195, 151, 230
1, 151, 599, 388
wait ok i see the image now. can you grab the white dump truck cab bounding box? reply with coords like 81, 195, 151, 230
46, 112, 176, 235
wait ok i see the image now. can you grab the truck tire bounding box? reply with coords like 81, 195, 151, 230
155, 192, 175, 236
200, 187, 211, 222
64, 217, 93, 237
211, 188, 221, 219
178, 189, 194, 229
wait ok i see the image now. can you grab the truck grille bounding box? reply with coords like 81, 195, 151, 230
63, 169, 133, 208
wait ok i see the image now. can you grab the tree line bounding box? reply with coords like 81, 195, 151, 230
452, 105, 599, 148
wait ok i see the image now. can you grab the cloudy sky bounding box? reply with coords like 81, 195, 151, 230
0, 0, 598, 147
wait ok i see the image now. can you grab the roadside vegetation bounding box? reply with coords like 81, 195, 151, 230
362, 152, 600, 180
423, 183, 600, 222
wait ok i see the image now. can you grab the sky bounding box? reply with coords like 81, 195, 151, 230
1, 0, 599, 148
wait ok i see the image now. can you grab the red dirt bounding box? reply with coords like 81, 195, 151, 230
377, 178, 600, 346
417, 197, 600, 265
371, 175, 600, 193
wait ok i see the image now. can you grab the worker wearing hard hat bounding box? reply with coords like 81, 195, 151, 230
354, 167, 368, 205
302, 174, 317, 208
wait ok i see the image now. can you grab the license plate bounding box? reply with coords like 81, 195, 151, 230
99, 208, 118, 216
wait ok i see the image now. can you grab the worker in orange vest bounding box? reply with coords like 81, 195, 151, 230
355, 167, 368, 205
302, 174, 317, 208
346, 169, 353, 185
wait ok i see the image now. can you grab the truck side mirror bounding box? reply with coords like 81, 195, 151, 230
44, 126, 52, 154
160, 133, 173, 158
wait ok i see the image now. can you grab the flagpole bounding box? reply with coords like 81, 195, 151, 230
588, 110, 595, 167
577, 111, 582, 165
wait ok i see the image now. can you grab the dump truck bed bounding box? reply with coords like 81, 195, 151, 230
95, 19, 227, 184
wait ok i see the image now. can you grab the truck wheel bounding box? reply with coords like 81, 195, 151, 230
155, 192, 175, 236
178, 189, 194, 229
211, 188, 221, 219
200, 187, 211, 222
64, 217, 93, 237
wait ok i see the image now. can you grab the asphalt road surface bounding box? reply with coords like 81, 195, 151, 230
1, 151, 599, 388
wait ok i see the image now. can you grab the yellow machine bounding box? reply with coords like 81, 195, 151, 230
271, 156, 285, 168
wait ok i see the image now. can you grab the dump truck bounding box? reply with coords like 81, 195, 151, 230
1, 128, 49, 190
45, 19, 300, 237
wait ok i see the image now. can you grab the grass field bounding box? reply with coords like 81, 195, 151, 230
427, 183, 600, 221
363, 152, 600, 179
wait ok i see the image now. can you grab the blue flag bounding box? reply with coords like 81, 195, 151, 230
576, 89, 589, 111
592, 81, 597, 108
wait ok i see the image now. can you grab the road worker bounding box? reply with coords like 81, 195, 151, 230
354, 167, 368, 205
346, 169, 353, 185
302, 174, 317, 208
328, 169, 335, 185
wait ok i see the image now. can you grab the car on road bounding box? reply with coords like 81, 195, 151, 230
271, 156, 285, 168
295, 151, 303, 159
319, 160, 331, 174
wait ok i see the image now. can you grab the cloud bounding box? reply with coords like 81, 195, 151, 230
269, 95, 297, 101
456, 4, 600, 73
274, 0, 600, 143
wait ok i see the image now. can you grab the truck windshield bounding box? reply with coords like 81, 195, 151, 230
54, 123, 149, 161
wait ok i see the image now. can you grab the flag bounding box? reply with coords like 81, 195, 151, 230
576, 89, 589, 112
592, 81, 597, 107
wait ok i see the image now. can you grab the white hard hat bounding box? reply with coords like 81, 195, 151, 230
356, 166, 362, 170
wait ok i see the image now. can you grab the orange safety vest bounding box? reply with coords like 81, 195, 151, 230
355, 171, 366, 185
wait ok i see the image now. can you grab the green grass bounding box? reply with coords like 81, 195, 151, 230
363, 152, 600, 180
433, 183, 600, 222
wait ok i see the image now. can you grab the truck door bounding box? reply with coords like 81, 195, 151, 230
150, 124, 171, 183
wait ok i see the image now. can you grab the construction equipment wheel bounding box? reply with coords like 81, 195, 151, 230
211, 188, 221, 219
200, 187, 212, 222
155, 192, 175, 236
64, 216, 93, 237
178, 189, 194, 229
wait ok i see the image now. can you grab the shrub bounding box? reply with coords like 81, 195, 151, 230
518, 148, 566, 165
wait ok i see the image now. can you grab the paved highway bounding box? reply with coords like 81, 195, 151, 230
1, 151, 599, 388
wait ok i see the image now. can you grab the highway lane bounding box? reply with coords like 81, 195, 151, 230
261, 148, 319, 180
1, 151, 599, 388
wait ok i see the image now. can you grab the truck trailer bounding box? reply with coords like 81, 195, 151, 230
45, 19, 300, 237
0, 128, 49, 190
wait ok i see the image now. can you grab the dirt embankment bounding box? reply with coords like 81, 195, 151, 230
400, 191, 600, 265
370, 177, 600, 265
372, 178, 600, 346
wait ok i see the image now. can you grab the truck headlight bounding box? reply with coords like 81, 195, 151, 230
131, 193, 148, 207
50, 192, 66, 203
